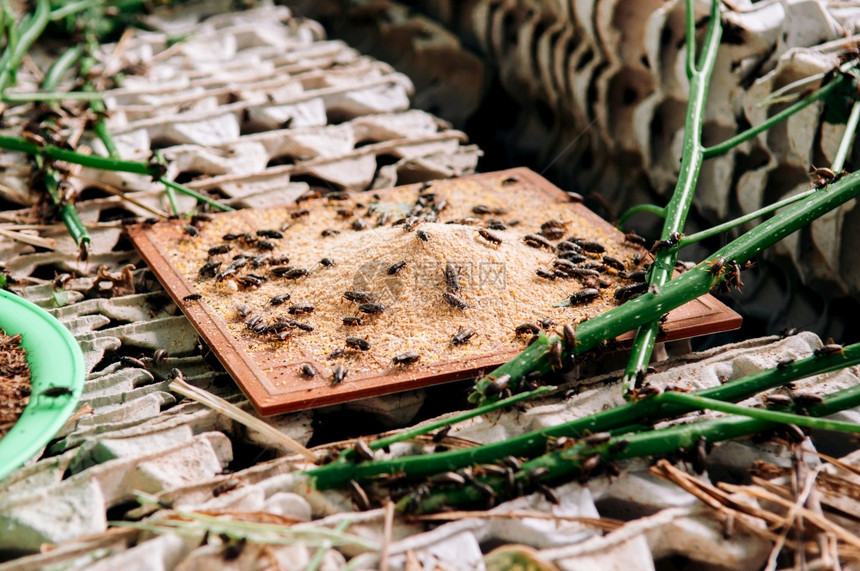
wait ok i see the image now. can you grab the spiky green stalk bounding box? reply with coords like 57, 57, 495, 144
621, 0, 722, 396
306, 343, 860, 491
409, 383, 860, 513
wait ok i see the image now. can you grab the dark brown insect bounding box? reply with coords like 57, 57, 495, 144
119, 356, 147, 369
515, 323, 540, 336
579, 455, 602, 482
288, 303, 314, 315
708, 256, 726, 275
352, 439, 374, 462
348, 479, 371, 510
208, 244, 231, 256
614, 282, 648, 302
776, 358, 794, 369
183, 224, 199, 237
343, 316, 363, 326
300, 363, 317, 377
319, 257, 335, 267
602, 255, 625, 271
321, 228, 341, 237
442, 292, 468, 309
291, 209, 310, 218
256, 229, 283, 239
432, 426, 452, 442
388, 260, 407, 275
269, 265, 296, 277
569, 288, 600, 305
429, 472, 467, 486
451, 327, 476, 346
625, 270, 648, 283
444, 262, 460, 292
295, 190, 320, 203
212, 478, 240, 497
325, 190, 350, 201
222, 233, 241, 241
293, 321, 314, 332
346, 336, 371, 351
584, 432, 612, 446
540, 224, 566, 241
183, 293, 203, 301
650, 232, 682, 254
416, 229, 430, 241
153, 349, 168, 365
523, 234, 556, 250
478, 228, 503, 245
813, 343, 844, 357
572, 239, 605, 254
331, 365, 348, 385
539, 318, 554, 329
352, 218, 368, 231
392, 351, 420, 365
791, 392, 824, 406
336, 208, 354, 218
472, 205, 491, 215
485, 218, 506, 231
281, 268, 309, 280
403, 217, 423, 232
250, 254, 271, 268
484, 374, 511, 397
562, 324, 577, 349
236, 276, 262, 288
779, 327, 799, 338
344, 290, 372, 303
557, 240, 582, 252
198, 260, 222, 278
557, 251, 587, 264
809, 165, 843, 189
41, 385, 74, 398
536, 268, 557, 280
548, 339, 563, 369
358, 302, 385, 314
764, 393, 793, 406
624, 231, 648, 247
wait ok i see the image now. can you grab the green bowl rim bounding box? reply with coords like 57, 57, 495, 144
0, 288, 85, 482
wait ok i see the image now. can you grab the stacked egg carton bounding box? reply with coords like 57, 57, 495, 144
1, 3, 859, 570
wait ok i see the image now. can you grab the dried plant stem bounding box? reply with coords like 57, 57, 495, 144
168, 377, 316, 462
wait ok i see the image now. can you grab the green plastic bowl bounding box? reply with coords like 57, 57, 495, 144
0, 288, 85, 482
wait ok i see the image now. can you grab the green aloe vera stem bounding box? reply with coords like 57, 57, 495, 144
468, 166, 860, 402
410, 383, 860, 513
306, 342, 860, 491
621, 0, 722, 396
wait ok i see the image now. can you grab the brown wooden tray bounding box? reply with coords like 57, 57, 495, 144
129, 168, 741, 415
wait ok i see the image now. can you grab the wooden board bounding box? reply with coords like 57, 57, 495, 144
129, 168, 741, 415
